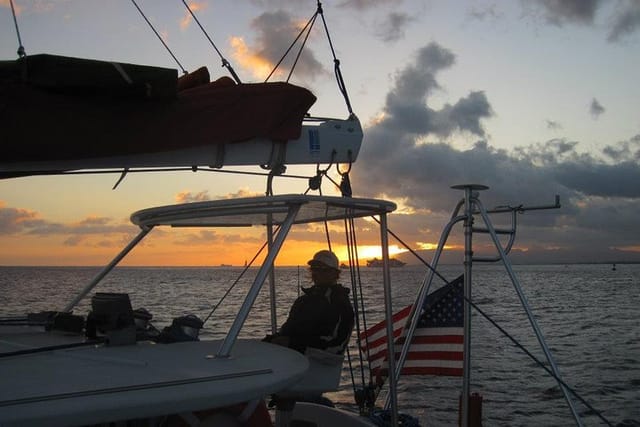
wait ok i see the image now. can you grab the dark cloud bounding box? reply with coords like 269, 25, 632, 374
531, 0, 602, 26
602, 134, 640, 162
381, 43, 493, 138
528, 0, 640, 42
468, 4, 503, 22
173, 229, 261, 246
546, 119, 563, 130
608, 0, 640, 42
0, 203, 134, 238
590, 98, 605, 119
349, 42, 640, 263
553, 159, 640, 198
248, 10, 328, 81
373, 12, 416, 43
0, 204, 43, 234
336, 0, 403, 10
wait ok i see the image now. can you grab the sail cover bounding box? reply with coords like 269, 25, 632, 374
0, 54, 317, 176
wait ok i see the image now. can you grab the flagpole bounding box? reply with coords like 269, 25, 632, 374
454, 184, 486, 427
379, 212, 399, 426
384, 202, 466, 411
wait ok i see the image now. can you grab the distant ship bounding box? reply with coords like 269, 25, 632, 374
366, 257, 406, 268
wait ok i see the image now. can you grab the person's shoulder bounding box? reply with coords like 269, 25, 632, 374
336, 284, 350, 295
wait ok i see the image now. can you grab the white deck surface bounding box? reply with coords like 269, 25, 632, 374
0, 328, 308, 426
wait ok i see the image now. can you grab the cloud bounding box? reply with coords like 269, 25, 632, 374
231, 10, 328, 81
179, 1, 207, 31
468, 4, 503, 22
527, 0, 640, 42
381, 42, 492, 138
608, 0, 640, 42
602, 134, 640, 162
531, 0, 601, 26
373, 12, 416, 43
0, 202, 43, 234
175, 188, 262, 204
219, 188, 263, 199
349, 42, 640, 263
0, 0, 21, 14
590, 98, 605, 119
336, 0, 403, 9
546, 119, 563, 130
0, 201, 135, 239
176, 190, 211, 203
0, 0, 54, 14
173, 229, 261, 246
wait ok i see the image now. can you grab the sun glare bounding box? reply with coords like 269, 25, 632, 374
333, 245, 408, 265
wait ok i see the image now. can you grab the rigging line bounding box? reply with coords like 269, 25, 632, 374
9, 0, 26, 57
179, 0, 241, 84
317, 1, 354, 115
130, 0, 187, 74
469, 298, 613, 427
344, 216, 365, 406
202, 227, 278, 325
323, 203, 332, 252
345, 215, 369, 389
265, 9, 318, 83
371, 216, 449, 286
321, 172, 341, 191
286, 12, 317, 83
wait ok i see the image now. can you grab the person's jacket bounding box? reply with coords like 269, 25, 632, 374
279, 283, 354, 354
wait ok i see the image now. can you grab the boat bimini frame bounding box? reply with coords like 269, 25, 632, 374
62, 194, 404, 425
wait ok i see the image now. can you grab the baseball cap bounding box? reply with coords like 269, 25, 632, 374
307, 250, 339, 270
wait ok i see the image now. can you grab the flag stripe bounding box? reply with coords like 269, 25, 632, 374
359, 275, 465, 379
378, 367, 464, 376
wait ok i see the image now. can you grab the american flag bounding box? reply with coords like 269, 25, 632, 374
359, 275, 464, 380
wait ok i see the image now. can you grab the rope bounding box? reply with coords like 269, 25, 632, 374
265, 8, 318, 83
317, 1, 354, 115
179, 0, 241, 83
130, 0, 187, 74
263, 2, 354, 115
344, 215, 377, 414
337, 154, 353, 197
9, 0, 26, 58
286, 13, 317, 83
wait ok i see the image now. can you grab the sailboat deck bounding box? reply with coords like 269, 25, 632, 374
0, 328, 308, 427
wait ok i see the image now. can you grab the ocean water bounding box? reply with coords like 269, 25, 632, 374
1, 263, 638, 426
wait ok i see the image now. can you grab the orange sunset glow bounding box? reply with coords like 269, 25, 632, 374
230, 36, 282, 81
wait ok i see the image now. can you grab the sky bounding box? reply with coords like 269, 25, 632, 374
1, 0, 639, 266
